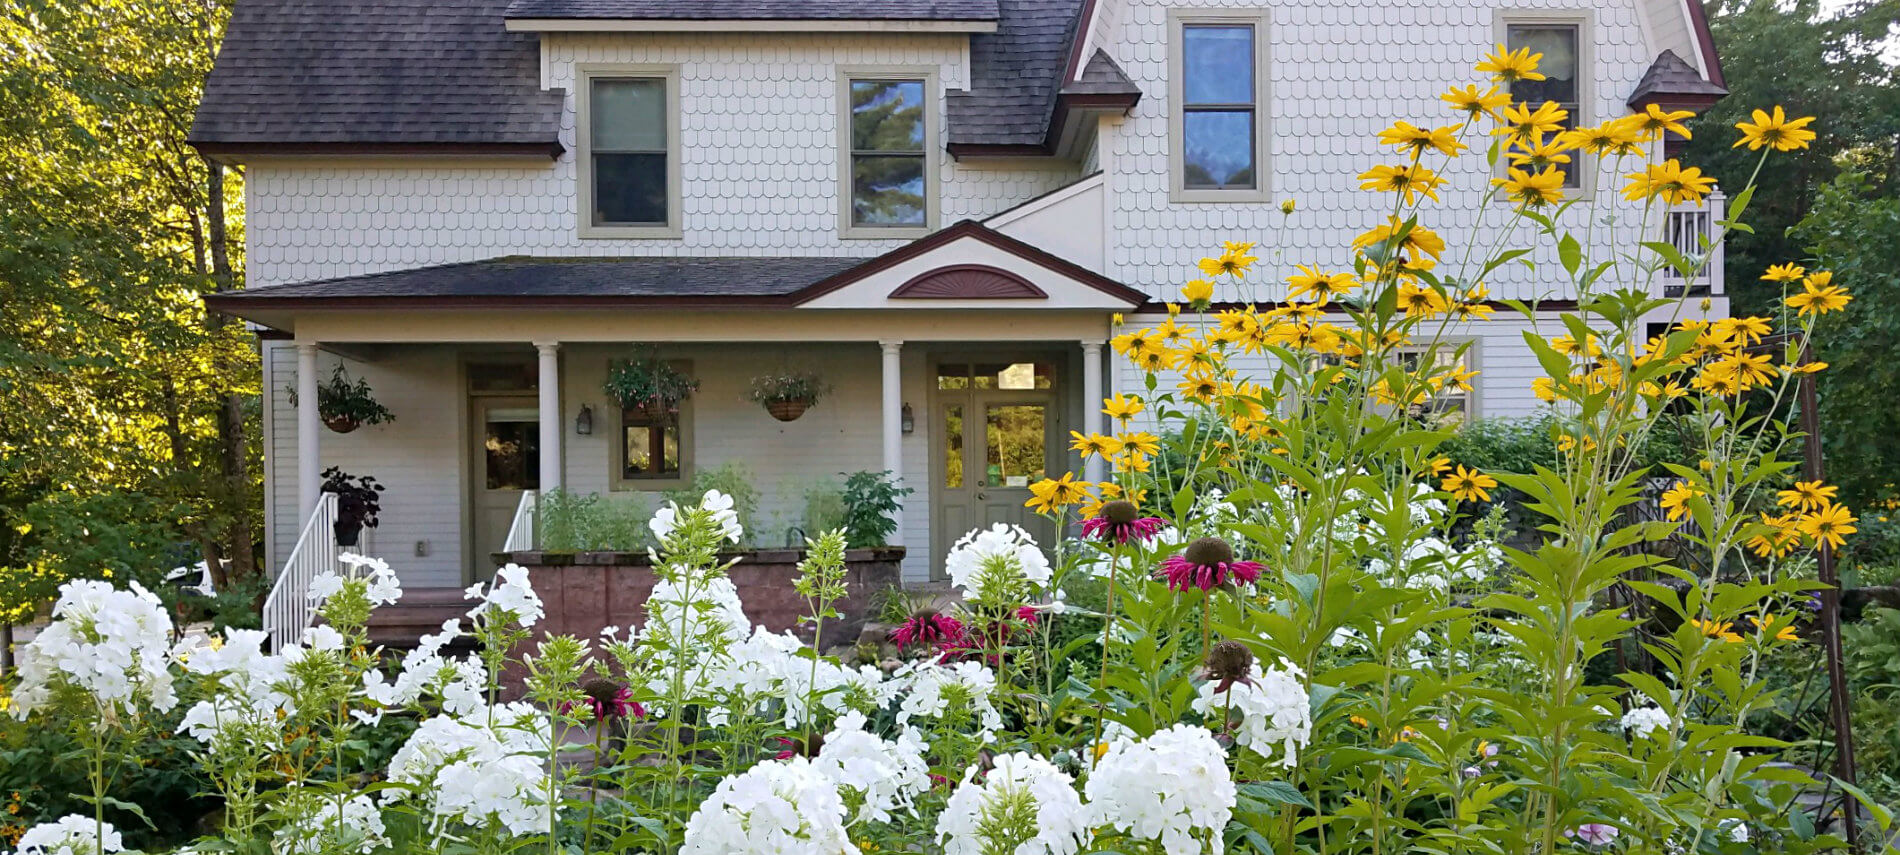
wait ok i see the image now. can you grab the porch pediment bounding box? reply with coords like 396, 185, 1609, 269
793, 220, 1145, 311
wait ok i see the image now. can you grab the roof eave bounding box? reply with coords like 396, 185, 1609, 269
947, 90, 1139, 160
503, 17, 996, 32
188, 140, 567, 164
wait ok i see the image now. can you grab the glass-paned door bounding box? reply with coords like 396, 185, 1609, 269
471, 399, 538, 580
933, 360, 1060, 576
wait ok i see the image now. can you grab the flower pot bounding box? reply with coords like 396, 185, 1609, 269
765, 399, 811, 422
621, 401, 678, 422
323, 414, 361, 434
334, 521, 363, 548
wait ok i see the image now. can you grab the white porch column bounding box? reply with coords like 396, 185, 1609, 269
1081, 340, 1106, 483
535, 341, 563, 493
879, 341, 904, 483
296, 342, 321, 522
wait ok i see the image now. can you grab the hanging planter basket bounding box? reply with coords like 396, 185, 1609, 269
324, 415, 362, 434
765, 399, 812, 422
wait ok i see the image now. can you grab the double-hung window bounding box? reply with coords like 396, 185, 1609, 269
1503, 19, 1586, 188
1169, 10, 1269, 201
579, 66, 680, 238
843, 75, 933, 236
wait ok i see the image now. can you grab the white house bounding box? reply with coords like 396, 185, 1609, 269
193, 0, 1732, 609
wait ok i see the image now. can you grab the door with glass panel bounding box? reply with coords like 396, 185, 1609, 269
470, 397, 539, 581
932, 361, 1060, 577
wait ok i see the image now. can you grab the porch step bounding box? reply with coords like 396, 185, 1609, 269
367, 587, 478, 651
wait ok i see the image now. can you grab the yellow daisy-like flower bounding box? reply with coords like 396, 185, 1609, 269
1476, 44, 1546, 83
1353, 217, 1446, 261
1378, 120, 1467, 158
1777, 480, 1839, 513
1531, 376, 1562, 402
1359, 164, 1445, 205
1132, 344, 1175, 373
1761, 263, 1806, 283
1623, 159, 1717, 206
1690, 618, 1744, 644
1712, 351, 1775, 391
1637, 104, 1695, 140
1659, 481, 1703, 521
1177, 373, 1222, 402
1549, 333, 1600, 358
1748, 512, 1805, 558
1734, 106, 1817, 152
1396, 282, 1449, 318
1714, 316, 1772, 345
1494, 101, 1570, 144
1111, 328, 1157, 357
1505, 133, 1574, 171
1182, 278, 1215, 304
1198, 247, 1258, 277
1101, 394, 1144, 423
1119, 432, 1161, 458
1025, 472, 1091, 514
1785, 276, 1851, 316
1451, 285, 1495, 320
1441, 84, 1513, 121
1750, 614, 1800, 643
1441, 465, 1497, 503
1495, 166, 1566, 208
1559, 116, 1647, 156
1799, 501, 1857, 550
1068, 431, 1124, 459
1286, 265, 1357, 301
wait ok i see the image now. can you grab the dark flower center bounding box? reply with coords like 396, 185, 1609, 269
1184, 537, 1235, 567
582, 678, 624, 709
1102, 500, 1140, 525
1204, 640, 1256, 684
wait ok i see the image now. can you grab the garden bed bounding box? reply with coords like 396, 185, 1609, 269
491, 546, 904, 647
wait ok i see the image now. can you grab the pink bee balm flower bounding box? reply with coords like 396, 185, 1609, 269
1160, 537, 1262, 592
1080, 500, 1167, 544
1566, 823, 1620, 847
891, 610, 966, 651
563, 680, 644, 721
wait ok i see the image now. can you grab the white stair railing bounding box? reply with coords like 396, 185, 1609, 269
502, 490, 538, 554
264, 492, 340, 651
1661, 191, 1726, 297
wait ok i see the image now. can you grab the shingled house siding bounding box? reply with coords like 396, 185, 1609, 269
1096, 0, 1660, 304
245, 32, 1079, 288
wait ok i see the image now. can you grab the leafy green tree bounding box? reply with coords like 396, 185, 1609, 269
1685, 0, 1900, 315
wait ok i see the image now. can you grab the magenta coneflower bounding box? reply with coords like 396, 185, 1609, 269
1081, 500, 1166, 544
891, 609, 966, 651
1203, 640, 1256, 693
564, 678, 644, 721
1160, 537, 1262, 592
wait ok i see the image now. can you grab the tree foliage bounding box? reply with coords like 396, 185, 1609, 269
0, 0, 257, 614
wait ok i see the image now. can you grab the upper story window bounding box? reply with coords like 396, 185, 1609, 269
1503, 19, 1585, 188
578, 65, 681, 239
1168, 10, 1271, 202
843, 74, 936, 237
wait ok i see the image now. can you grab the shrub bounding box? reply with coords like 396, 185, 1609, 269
662, 463, 761, 546
839, 470, 910, 548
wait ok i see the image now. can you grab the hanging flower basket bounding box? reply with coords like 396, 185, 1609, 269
765, 399, 812, 422
604, 352, 697, 414
323, 414, 362, 434
288, 364, 395, 434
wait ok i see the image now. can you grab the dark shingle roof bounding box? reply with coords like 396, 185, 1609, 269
1627, 50, 1728, 108
1063, 49, 1141, 97
214, 257, 872, 303
503, 0, 998, 20
189, 0, 563, 151
946, 0, 1087, 147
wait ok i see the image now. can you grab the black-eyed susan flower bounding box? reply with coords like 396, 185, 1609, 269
1761, 263, 1806, 283
1505, 134, 1574, 171
1734, 106, 1816, 152
1286, 265, 1356, 301
1559, 117, 1647, 156
1496, 166, 1566, 208
1637, 104, 1695, 140
1359, 164, 1445, 205
1714, 316, 1771, 345
1750, 614, 1800, 643
1690, 618, 1744, 643
1476, 44, 1546, 83
1119, 432, 1161, 458
1776, 480, 1838, 514
1494, 101, 1569, 144
1069, 431, 1123, 459
1799, 502, 1857, 550
1182, 278, 1215, 304
1785, 274, 1850, 316
1101, 394, 1143, 423
1025, 472, 1091, 514
1441, 466, 1497, 502
1748, 512, 1804, 558
1378, 120, 1467, 158
1452, 285, 1496, 320
1660, 481, 1703, 521
1442, 84, 1512, 121
1198, 246, 1257, 277
1623, 160, 1716, 206
1396, 282, 1449, 318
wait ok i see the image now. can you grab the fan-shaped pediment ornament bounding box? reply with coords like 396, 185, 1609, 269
889, 265, 1048, 300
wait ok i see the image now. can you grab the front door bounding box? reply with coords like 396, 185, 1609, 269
470, 397, 539, 581
932, 360, 1061, 577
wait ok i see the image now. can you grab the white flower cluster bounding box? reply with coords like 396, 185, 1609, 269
1620, 705, 1672, 739
813, 712, 932, 824
944, 523, 1051, 601
1085, 724, 1236, 855
309, 553, 403, 609
176, 628, 295, 750
894, 659, 1005, 740
274, 791, 389, 855
11, 815, 124, 855
718, 627, 887, 729
465, 563, 545, 627
652, 489, 745, 544
361, 619, 487, 719
938, 753, 1089, 855
682, 756, 853, 855
385, 703, 551, 836
9, 579, 176, 719
1192, 659, 1312, 767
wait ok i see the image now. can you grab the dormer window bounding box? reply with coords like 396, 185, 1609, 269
578, 65, 681, 238
1168, 10, 1272, 202
841, 71, 937, 238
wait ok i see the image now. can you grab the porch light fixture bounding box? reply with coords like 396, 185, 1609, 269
901, 403, 915, 434
575, 404, 594, 436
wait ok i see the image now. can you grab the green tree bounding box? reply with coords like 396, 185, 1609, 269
1685, 0, 1900, 315
0, 0, 256, 629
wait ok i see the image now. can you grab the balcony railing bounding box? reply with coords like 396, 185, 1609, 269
1660, 191, 1726, 298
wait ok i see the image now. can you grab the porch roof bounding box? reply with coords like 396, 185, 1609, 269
206, 220, 1149, 332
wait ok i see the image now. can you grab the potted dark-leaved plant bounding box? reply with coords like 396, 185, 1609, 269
604, 352, 698, 420
288, 364, 396, 434
321, 467, 385, 547
748, 371, 831, 421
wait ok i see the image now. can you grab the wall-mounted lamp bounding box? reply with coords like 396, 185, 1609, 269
575, 404, 594, 436
901, 402, 915, 434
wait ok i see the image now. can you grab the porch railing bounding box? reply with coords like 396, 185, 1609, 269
503, 490, 537, 554
1660, 192, 1726, 298
264, 492, 339, 652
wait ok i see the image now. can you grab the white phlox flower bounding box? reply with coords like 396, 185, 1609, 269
937, 753, 1088, 855
384, 703, 550, 836
651, 489, 745, 544
9, 579, 177, 718
274, 791, 389, 855
812, 711, 932, 824
894, 659, 1004, 740
1620, 705, 1671, 739
944, 523, 1051, 601
339, 552, 403, 606
1084, 724, 1237, 855
465, 563, 545, 627
1192, 658, 1312, 767
681, 756, 853, 855
12, 814, 124, 855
